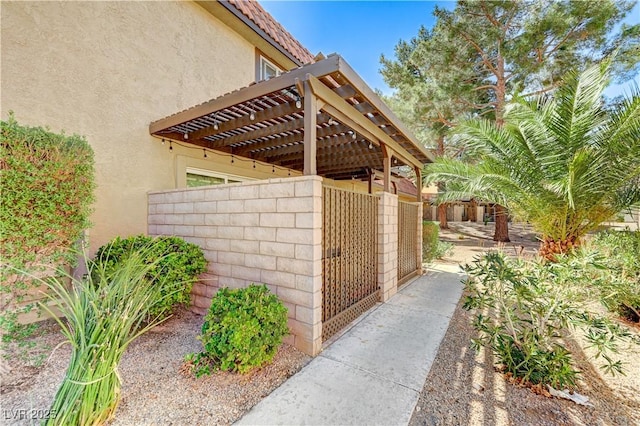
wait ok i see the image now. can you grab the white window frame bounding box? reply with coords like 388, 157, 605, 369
259, 56, 282, 81
186, 167, 253, 185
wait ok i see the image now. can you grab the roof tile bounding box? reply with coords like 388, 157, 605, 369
227, 0, 315, 65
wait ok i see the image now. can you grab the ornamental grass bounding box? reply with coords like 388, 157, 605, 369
40, 250, 168, 425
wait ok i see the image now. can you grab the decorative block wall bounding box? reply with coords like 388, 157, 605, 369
377, 192, 398, 301
148, 176, 323, 356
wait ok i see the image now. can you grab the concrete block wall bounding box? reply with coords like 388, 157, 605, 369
377, 192, 399, 301
148, 176, 323, 356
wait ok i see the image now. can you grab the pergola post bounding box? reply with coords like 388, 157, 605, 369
381, 144, 393, 193
414, 165, 423, 273
414, 166, 422, 202
303, 80, 317, 175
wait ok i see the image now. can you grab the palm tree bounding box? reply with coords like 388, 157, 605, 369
424, 60, 640, 259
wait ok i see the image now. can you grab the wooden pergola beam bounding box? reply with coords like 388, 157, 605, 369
254, 133, 372, 161
305, 74, 423, 169
149, 56, 340, 134
235, 123, 351, 157
335, 56, 435, 163
208, 113, 331, 149
322, 168, 370, 176
190, 100, 301, 141
189, 82, 363, 142
279, 147, 380, 165
317, 159, 382, 172
281, 151, 382, 170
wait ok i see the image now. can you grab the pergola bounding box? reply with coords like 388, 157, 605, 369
149, 54, 433, 198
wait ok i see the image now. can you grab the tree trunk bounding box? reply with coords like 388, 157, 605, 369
468, 198, 478, 222
491, 52, 510, 242
493, 204, 510, 242
438, 203, 449, 229
539, 236, 579, 261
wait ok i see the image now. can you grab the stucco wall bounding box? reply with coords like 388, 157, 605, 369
148, 176, 323, 355
1, 1, 294, 252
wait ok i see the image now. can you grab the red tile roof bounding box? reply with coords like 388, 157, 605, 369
395, 177, 419, 197
227, 0, 315, 65
373, 177, 421, 198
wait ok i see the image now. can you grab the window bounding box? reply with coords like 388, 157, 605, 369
259, 56, 281, 81
186, 168, 246, 188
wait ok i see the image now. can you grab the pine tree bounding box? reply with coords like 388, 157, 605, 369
381, 0, 640, 241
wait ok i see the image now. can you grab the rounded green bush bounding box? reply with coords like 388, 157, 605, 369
422, 221, 452, 262
93, 235, 207, 320
198, 284, 289, 374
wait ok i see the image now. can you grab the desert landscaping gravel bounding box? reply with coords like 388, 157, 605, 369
2, 222, 638, 425
411, 223, 640, 426
1, 311, 310, 425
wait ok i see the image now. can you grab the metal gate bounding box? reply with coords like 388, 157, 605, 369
322, 186, 378, 341
398, 201, 420, 284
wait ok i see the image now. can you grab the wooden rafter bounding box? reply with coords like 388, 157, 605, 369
191, 100, 301, 141
305, 73, 422, 169
235, 123, 351, 156
208, 113, 332, 149
254, 133, 371, 161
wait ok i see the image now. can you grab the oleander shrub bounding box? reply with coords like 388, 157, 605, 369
464, 252, 637, 391
0, 114, 94, 339
422, 221, 453, 263
41, 251, 169, 425
187, 284, 289, 375
589, 230, 640, 323
92, 235, 207, 320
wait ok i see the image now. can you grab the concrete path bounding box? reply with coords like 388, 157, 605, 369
236, 267, 465, 426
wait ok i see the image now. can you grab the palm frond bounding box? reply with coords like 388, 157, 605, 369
424, 59, 640, 243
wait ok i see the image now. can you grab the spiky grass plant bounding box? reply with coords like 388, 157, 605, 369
40, 251, 168, 425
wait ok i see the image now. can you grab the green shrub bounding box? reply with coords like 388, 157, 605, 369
422, 221, 453, 263
93, 235, 207, 320
589, 230, 640, 322
464, 252, 637, 390
188, 284, 289, 375
0, 114, 94, 339
41, 250, 170, 425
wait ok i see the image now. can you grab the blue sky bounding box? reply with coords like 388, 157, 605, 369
261, 0, 640, 98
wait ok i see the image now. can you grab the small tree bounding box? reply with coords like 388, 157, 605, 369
425, 60, 640, 258
0, 115, 95, 336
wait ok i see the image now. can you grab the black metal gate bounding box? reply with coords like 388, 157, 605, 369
322, 186, 378, 341
398, 201, 420, 285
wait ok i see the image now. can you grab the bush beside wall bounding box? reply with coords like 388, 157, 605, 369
0, 114, 94, 334
92, 235, 207, 320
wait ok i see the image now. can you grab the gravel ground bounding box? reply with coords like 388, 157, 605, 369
411, 222, 640, 426
3, 222, 637, 426
1, 310, 310, 425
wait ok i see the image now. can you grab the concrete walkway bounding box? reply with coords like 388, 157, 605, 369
237, 266, 465, 426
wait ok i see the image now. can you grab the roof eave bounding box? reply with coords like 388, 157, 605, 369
213, 0, 305, 67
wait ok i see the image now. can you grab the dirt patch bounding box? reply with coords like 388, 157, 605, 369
411, 222, 640, 426
410, 299, 639, 426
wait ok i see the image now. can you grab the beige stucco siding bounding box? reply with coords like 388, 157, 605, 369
1, 1, 277, 251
